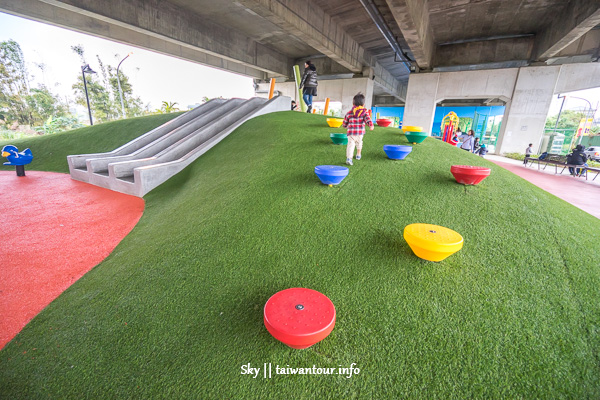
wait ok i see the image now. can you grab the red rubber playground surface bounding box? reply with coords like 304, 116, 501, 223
0, 171, 144, 349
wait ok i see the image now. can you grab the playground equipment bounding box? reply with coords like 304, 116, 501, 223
327, 118, 344, 128
450, 165, 491, 185
376, 119, 393, 127
264, 288, 336, 349
330, 133, 348, 145
324, 98, 330, 116
383, 145, 412, 160
68, 96, 290, 197
405, 131, 428, 144
441, 112, 460, 145
403, 223, 464, 262
402, 126, 422, 132
2, 145, 33, 177
314, 165, 349, 186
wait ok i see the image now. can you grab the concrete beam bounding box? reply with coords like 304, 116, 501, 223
238, 0, 407, 100
237, 0, 364, 73
435, 37, 534, 68
296, 56, 354, 76
373, 95, 404, 106
534, 0, 600, 61
554, 63, 600, 94
0, 0, 293, 78
550, 29, 600, 61
384, 0, 434, 70
372, 64, 407, 101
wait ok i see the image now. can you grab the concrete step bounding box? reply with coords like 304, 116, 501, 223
118, 175, 135, 183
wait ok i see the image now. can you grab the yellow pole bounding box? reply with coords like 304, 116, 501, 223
324, 98, 330, 116
293, 65, 307, 112
268, 78, 276, 99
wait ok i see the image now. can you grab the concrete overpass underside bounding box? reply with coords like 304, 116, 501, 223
4, 0, 597, 100
1, 0, 599, 152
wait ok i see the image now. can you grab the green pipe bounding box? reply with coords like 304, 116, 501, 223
293, 65, 307, 112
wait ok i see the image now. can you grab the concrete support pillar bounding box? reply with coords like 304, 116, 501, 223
318, 78, 374, 111
403, 73, 439, 132
256, 77, 375, 113
496, 66, 561, 154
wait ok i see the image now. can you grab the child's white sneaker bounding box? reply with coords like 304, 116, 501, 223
356, 155, 361, 160
346, 158, 353, 166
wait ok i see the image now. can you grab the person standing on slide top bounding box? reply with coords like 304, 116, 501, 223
299, 60, 318, 113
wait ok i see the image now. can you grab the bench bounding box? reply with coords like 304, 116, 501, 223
524, 156, 600, 181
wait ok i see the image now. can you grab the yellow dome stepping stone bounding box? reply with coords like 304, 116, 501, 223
327, 118, 344, 128
403, 223, 463, 262
402, 126, 423, 132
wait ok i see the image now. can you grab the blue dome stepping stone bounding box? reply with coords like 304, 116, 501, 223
314, 165, 349, 186
383, 145, 412, 160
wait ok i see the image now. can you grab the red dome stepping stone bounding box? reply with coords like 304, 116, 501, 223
264, 288, 336, 349
451, 165, 491, 185
376, 119, 393, 127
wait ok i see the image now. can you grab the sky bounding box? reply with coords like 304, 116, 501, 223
0, 12, 255, 111
547, 88, 600, 119
1, 11, 599, 119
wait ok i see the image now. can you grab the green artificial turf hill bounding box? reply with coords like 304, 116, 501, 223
1, 112, 600, 399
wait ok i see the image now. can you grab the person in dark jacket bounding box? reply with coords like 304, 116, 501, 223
299, 60, 318, 113
477, 144, 488, 157
472, 137, 481, 154
566, 144, 587, 176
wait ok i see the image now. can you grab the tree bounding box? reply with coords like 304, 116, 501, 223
156, 101, 180, 114
0, 39, 31, 124
545, 110, 588, 131
71, 47, 114, 123
71, 46, 145, 122
72, 74, 113, 122
26, 86, 68, 123
0, 39, 68, 127
107, 63, 144, 117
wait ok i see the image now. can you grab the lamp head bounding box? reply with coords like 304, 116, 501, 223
82, 64, 96, 74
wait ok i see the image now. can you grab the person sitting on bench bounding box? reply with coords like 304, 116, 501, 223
566, 145, 587, 176
524, 143, 533, 165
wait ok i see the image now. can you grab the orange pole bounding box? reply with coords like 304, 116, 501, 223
268, 78, 276, 99
312, 109, 316, 114
324, 98, 330, 116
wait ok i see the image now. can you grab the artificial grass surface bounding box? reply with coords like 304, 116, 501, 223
1, 112, 600, 398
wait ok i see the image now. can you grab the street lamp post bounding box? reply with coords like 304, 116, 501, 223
81, 64, 96, 126
553, 94, 567, 135
116, 52, 133, 119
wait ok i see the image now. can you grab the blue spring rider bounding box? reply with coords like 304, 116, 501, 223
2, 145, 33, 176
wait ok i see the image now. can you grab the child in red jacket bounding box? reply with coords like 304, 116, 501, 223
342, 93, 374, 166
